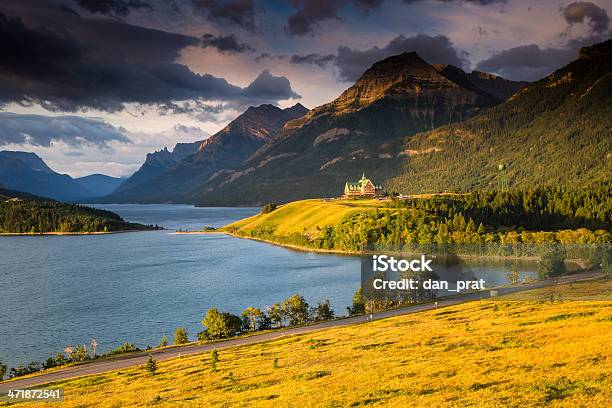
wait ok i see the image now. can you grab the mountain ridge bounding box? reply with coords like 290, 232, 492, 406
102, 103, 309, 203
192, 40, 610, 205
0, 151, 123, 201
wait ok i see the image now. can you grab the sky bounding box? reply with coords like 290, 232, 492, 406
0, 0, 610, 177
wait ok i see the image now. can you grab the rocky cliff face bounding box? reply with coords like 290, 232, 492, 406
111, 141, 202, 195
289, 53, 498, 135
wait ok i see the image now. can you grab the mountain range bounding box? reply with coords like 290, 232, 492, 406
190, 41, 609, 205
103, 52, 531, 204
0, 151, 124, 201
6, 39, 610, 206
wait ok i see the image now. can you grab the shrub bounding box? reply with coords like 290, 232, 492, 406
210, 349, 219, 373
174, 327, 189, 345
282, 293, 309, 325
109, 342, 140, 356
261, 203, 277, 214
539, 247, 567, 278
348, 288, 366, 316
312, 299, 335, 321
158, 335, 169, 347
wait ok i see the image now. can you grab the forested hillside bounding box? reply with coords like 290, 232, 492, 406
0, 189, 155, 233
384, 39, 612, 193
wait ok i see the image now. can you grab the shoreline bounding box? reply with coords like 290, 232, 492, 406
0, 230, 148, 237
178, 230, 583, 264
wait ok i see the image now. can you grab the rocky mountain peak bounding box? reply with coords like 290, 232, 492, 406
332, 52, 452, 109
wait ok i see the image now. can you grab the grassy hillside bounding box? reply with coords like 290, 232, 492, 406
8, 278, 610, 407
222, 198, 386, 237
221, 189, 610, 253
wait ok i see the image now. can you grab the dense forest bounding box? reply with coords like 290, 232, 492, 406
235, 187, 611, 254
0, 189, 155, 233
385, 40, 611, 194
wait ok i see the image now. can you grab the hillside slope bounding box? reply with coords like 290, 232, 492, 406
384, 39, 612, 193
75, 174, 125, 197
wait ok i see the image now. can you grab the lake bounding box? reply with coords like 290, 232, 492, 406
0, 204, 538, 368
0, 205, 360, 368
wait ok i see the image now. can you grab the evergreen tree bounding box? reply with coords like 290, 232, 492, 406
145, 355, 158, 376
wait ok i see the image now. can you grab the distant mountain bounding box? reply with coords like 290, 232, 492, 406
433, 64, 528, 101
0, 151, 122, 201
0, 151, 93, 201
111, 141, 202, 196
103, 103, 309, 203
75, 174, 125, 197
193, 52, 506, 205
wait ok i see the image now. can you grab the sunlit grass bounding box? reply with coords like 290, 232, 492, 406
5, 278, 611, 407
222, 198, 389, 236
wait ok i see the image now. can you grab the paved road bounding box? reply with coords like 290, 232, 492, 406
0, 271, 603, 391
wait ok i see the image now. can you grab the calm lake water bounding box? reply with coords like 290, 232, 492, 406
0, 205, 538, 368
0, 205, 360, 368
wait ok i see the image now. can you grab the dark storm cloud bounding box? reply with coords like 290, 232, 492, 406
475, 36, 607, 81
562, 2, 610, 34
290, 53, 336, 68
194, 0, 256, 31
0, 112, 131, 148
254, 53, 287, 63
334, 34, 469, 82
285, 0, 386, 36
242, 70, 301, 100
73, 0, 152, 16
202, 33, 254, 53
0, 11, 299, 112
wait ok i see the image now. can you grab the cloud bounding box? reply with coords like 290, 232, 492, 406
290, 53, 336, 68
202, 33, 254, 53
254, 53, 287, 62
194, 0, 255, 31
72, 0, 152, 16
561, 2, 610, 34
334, 34, 469, 82
0, 12, 298, 112
285, 0, 386, 36
242, 70, 301, 100
0, 112, 131, 149
475, 36, 607, 81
